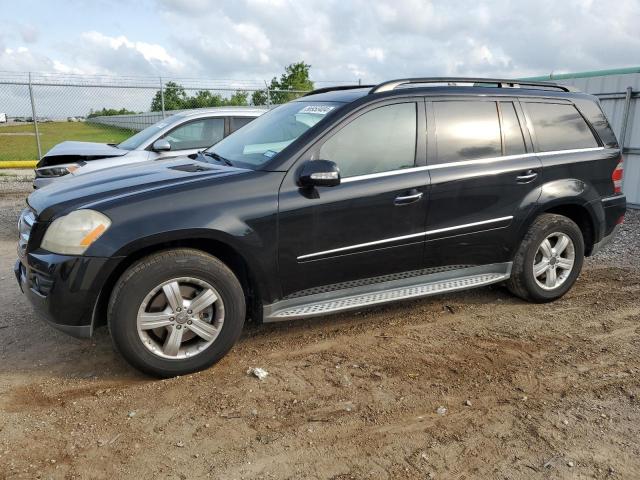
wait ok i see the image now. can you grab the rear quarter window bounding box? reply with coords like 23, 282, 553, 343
230, 117, 255, 133
525, 102, 599, 152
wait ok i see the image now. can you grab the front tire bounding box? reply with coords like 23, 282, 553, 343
108, 248, 245, 377
507, 214, 584, 303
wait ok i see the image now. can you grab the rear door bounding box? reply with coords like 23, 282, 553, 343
277, 99, 429, 297
423, 97, 542, 267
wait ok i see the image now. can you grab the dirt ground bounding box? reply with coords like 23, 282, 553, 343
0, 188, 638, 480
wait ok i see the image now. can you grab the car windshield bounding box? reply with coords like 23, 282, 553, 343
117, 115, 185, 150
206, 101, 341, 169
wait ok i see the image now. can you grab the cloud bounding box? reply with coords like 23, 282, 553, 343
0, 46, 57, 72
1, 0, 639, 84
154, 0, 640, 82
76, 31, 185, 74
20, 24, 39, 44
366, 48, 385, 63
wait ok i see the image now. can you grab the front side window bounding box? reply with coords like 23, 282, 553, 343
164, 118, 225, 150
318, 102, 417, 178
526, 102, 598, 152
208, 101, 341, 169
433, 101, 501, 164
117, 114, 184, 150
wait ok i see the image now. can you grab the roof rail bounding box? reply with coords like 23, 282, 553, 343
369, 77, 575, 94
303, 85, 374, 97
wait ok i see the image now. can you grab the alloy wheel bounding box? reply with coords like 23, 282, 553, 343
532, 232, 576, 290
136, 277, 225, 359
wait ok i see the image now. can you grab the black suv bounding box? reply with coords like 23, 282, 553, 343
15, 77, 626, 377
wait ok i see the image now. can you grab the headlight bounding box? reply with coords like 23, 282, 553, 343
41, 210, 111, 255
35, 163, 80, 178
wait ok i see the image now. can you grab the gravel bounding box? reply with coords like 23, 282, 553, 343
588, 208, 640, 270
1, 182, 639, 478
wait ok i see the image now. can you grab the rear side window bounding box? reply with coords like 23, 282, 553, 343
526, 102, 598, 152
573, 98, 618, 148
499, 102, 526, 156
433, 101, 501, 163
319, 102, 417, 178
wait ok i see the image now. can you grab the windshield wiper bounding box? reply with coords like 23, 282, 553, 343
201, 151, 234, 167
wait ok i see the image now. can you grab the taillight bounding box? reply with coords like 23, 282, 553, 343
612, 157, 624, 194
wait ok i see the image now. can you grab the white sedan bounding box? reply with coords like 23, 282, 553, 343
33, 107, 267, 189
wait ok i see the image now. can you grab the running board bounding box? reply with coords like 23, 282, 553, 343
263, 263, 512, 322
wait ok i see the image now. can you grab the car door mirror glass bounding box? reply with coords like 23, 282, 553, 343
299, 160, 341, 187
152, 139, 172, 152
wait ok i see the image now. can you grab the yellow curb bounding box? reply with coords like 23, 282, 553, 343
0, 161, 37, 168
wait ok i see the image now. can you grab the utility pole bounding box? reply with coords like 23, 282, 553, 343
28, 72, 42, 161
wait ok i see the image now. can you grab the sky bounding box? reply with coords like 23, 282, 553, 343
1, 0, 639, 85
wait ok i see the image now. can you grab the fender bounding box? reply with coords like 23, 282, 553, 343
107, 228, 280, 305
518, 178, 605, 248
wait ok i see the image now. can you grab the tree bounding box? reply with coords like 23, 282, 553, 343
151, 81, 188, 111
252, 61, 314, 105
151, 82, 249, 111
87, 107, 137, 118
226, 91, 249, 106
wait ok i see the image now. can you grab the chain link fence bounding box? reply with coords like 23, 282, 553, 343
0, 71, 358, 163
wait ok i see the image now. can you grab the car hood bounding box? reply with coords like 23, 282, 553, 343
37, 141, 128, 168
28, 157, 249, 221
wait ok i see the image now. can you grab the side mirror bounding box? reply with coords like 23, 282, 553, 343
152, 139, 171, 152
299, 160, 341, 187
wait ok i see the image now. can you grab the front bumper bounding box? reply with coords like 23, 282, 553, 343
15, 249, 118, 338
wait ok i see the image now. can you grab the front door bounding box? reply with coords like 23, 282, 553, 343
277, 100, 429, 297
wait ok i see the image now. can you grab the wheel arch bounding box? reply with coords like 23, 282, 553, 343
521, 199, 599, 257
93, 233, 271, 330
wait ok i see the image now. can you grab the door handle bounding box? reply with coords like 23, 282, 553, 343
394, 190, 424, 205
516, 170, 538, 183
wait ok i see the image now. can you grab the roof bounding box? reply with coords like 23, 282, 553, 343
299, 77, 590, 103
521, 66, 640, 81
296, 87, 371, 103
298, 85, 589, 103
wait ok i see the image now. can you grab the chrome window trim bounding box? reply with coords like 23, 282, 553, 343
538, 146, 604, 156
427, 146, 604, 171
337, 146, 605, 182
297, 216, 513, 261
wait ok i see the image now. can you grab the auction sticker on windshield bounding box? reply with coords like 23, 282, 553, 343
298, 105, 335, 115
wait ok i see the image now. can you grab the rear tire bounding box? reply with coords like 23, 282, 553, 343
108, 248, 245, 377
507, 214, 584, 303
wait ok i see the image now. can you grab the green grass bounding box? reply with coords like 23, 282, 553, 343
0, 122, 134, 162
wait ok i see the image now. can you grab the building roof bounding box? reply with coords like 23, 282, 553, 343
521, 66, 640, 81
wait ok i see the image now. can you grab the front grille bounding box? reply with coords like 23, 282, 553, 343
17, 208, 35, 257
